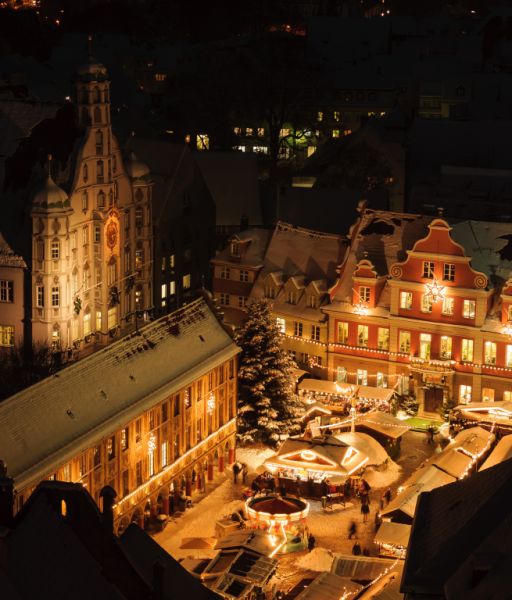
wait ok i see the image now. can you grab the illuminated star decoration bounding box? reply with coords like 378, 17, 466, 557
424, 278, 445, 303
353, 301, 369, 317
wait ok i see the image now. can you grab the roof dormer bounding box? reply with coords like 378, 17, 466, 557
352, 258, 383, 309
263, 271, 283, 299
283, 275, 306, 305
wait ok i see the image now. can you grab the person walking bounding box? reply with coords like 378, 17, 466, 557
361, 502, 370, 522
308, 534, 316, 552
241, 463, 248, 485
352, 541, 362, 556
348, 520, 358, 539
233, 462, 241, 484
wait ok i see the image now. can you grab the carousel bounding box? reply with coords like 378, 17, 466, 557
244, 495, 310, 555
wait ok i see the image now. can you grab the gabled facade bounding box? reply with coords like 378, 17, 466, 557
326, 211, 512, 414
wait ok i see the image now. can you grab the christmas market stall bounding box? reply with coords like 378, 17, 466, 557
244, 495, 310, 554
264, 435, 369, 498
298, 380, 395, 416
374, 521, 411, 559
480, 435, 512, 471
449, 401, 512, 434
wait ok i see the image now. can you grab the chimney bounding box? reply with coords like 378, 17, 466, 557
152, 561, 165, 600
99, 485, 117, 536
0, 461, 14, 529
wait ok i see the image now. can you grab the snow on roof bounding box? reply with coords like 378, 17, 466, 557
355, 411, 410, 439
0, 298, 238, 490
480, 436, 512, 471
212, 228, 272, 269
251, 221, 346, 303
335, 432, 388, 466
400, 464, 456, 491
374, 521, 411, 548
0, 232, 26, 268
294, 572, 363, 600
431, 449, 472, 479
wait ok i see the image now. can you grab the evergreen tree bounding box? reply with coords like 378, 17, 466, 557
236, 299, 303, 446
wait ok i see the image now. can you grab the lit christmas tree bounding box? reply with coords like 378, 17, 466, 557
236, 299, 303, 446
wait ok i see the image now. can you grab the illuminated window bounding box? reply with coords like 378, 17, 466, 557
332, 129, 340, 138
359, 286, 370, 302
96, 310, 102, 332
107, 306, 118, 329
245, 127, 253, 136
121, 427, 129, 451
51, 239, 60, 260
378, 328, 389, 350
338, 322, 348, 344
0, 281, 14, 303
155, 73, 167, 81
161, 283, 166, 302
334, 111, 340, 122
183, 273, 191, 289
484, 341, 496, 365
376, 372, 388, 388
234, 127, 241, 135
279, 128, 290, 138
0, 325, 14, 347
422, 261, 434, 278
196, 133, 209, 150
507, 345, 512, 368
337, 366, 347, 382
421, 294, 433, 313
463, 299, 476, 319
287, 291, 297, 304
419, 333, 431, 360
311, 325, 320, 341
169, 281, 176, 296
94, 225, 101, 243
357, 324, 368, 347
161, 441, 168, 467
482, 388, 494, 402
294, 321, 303, 337
107, 436, 115, 460
442, 297, 454, 315
317, 111, 323, 122
82, 226, 88, 245
443, 263, 455, 281
357, 369, 368, 385
399, 331, 411, 353
83, 311, 91, 336
440, 336, 452, 359
400, 291, 412, 309
504, 391, 512, 402
51, 286, 60, 307
461, 338, 474, 362
135, 419, 142, 443
459, 384, 472, 404
508, 305, 512, 322
276, 317, 285, 333
257, 127, 265, 137
36, 285, 44, 308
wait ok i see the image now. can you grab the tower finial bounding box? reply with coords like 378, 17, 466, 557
87, 34, 93, 59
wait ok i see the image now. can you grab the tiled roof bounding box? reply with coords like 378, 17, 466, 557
0, 298, 238, 491
402, 458, 512, 595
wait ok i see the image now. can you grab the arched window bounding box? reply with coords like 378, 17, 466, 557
135, 188, 143, 203
94, 107, 102, 124
82, 191, 88, 211
83, 164, 88, 183
52, 323, 60, 350
82, 263, 90, 291
112, 154, 117, 173
95, 130, 103, 154
93, 86, 101, 103
107, 258, 117, 286
96, 160, 104, 183
97, 190, 106, 208
83, 309, 92, 336
72, 269, 78, 295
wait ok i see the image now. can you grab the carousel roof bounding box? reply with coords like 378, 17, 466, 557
248, 496, 306, 515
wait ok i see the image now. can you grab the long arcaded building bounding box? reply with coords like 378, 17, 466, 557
0, 297, 239, 531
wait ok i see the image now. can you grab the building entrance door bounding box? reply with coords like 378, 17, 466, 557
424, 387, 444, 413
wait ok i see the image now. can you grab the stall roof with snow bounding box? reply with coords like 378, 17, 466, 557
354, 412, 410, 440
331, 554, 398, 583
480, 435, 512, 471
335, 432, 389, 466
400, 464, 456, 491
374, 521, 411, 549
265, 435, 369, 478
294, 572, 363, 600
214, 531, 276, 557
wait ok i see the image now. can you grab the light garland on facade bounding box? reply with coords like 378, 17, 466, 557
112, 418, 236, 512
207, 393, 216, 415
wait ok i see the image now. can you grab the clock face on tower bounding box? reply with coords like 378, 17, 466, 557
106, 220, 118, 251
